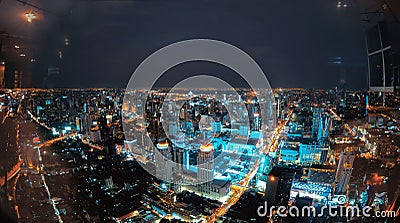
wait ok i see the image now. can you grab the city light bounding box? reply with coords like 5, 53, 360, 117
25, 12, 36, 23
0, 1, 399, 222
336, 1, 347, 8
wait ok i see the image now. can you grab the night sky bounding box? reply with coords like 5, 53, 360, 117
0, 0, 368, 89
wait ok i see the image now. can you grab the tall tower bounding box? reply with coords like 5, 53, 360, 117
317, 112, 331, 144
197, 144, 214, 194
335, 150, 355, 195
155, 141, 173, 182
312, 108, 322, 138
172, 146, 190, 171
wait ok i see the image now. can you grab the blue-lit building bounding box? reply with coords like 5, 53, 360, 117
211, 121, 222, 134
312, 107, 331, 144
298, 138, 329, 165
317, 113, 331, 144
280, 147, 299, 163
291, 181, 332, 201
181, 121, 194, 137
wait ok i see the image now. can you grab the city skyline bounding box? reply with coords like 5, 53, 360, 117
1, 87, 399, 222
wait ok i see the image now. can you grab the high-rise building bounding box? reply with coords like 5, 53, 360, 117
155, 141, 173, 182
253, 112, 261, 131
312, 108, 331, 144
317, 113, 331, 144
197, 144, 214, 194
75, 117, 83, 132
264, 166, 296, 207
335, 150, 355, 195
312, 108, 322, 138
239, 125, 249, 137
104, 176, 114, 190
82, 113, 90, 134
172, 146, 189, 170
3, 62, 23, 89
169, 123, 179, 136
211, 121, 222, 134
89, 126, 102, 143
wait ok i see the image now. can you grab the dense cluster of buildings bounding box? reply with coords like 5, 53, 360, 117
1, 86, 400, 222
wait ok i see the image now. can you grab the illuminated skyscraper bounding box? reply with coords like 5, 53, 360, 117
197, 144, 214, 194
312, 108, 322, 138
172, 146, 189, 171
75, 117, 83, 132
155, 141, 173, 182
253, 112, 261, 131
317, 113, 331, 144
211, 121, 222, 134
105, 176, 114, 190
89, 126, 102, 143
335, 150, 355, 195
